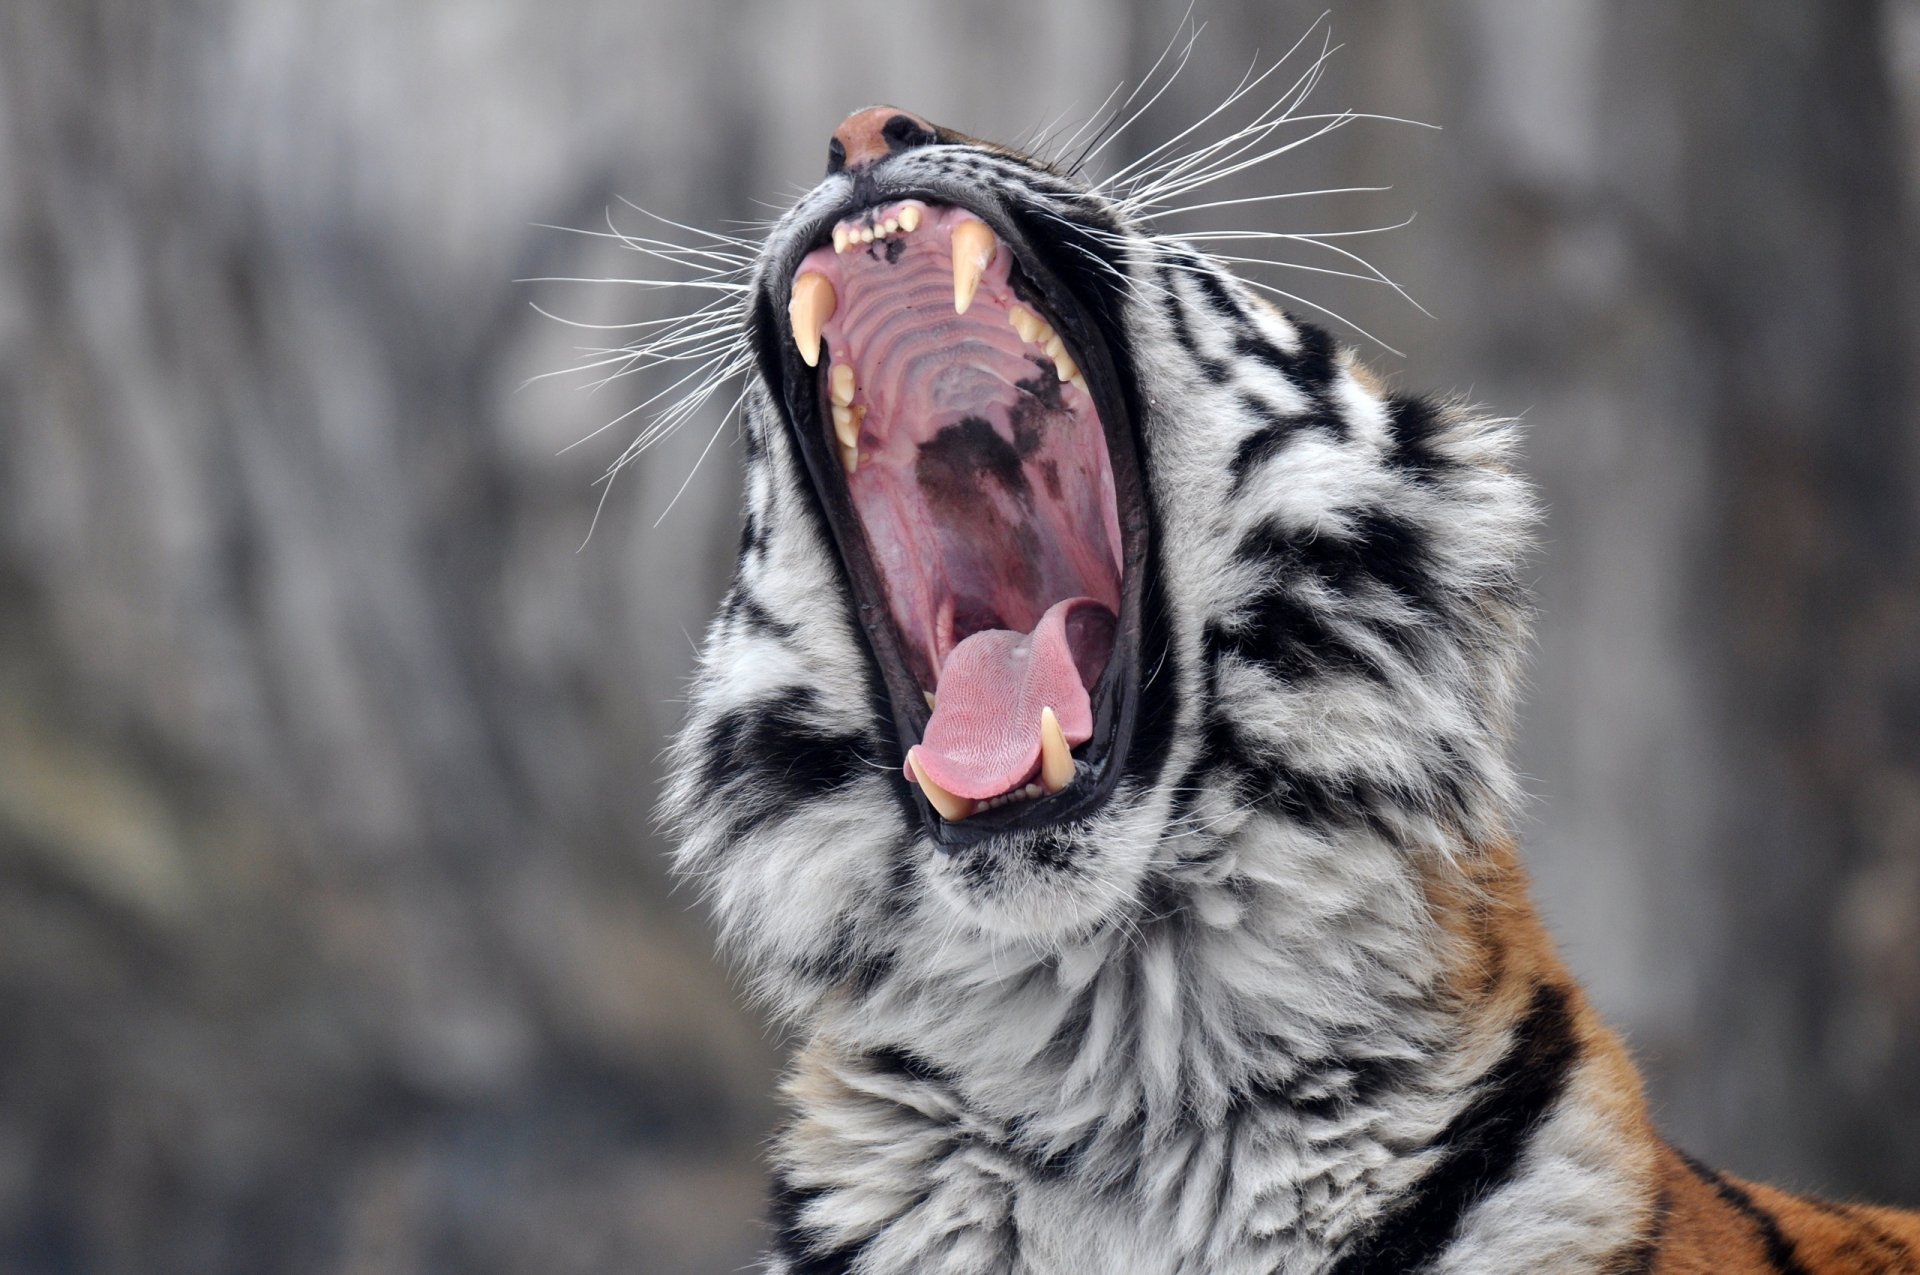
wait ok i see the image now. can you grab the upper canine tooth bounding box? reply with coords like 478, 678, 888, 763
898, 204, 921, 233
951, 219, 996, 314
830, 363, 855, 406
1038, 706, 1074, 794
832, 226, 848, 254
789, 272, 836, 368
908, 749, 975, 822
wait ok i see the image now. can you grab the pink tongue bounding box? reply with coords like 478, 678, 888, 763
907, 597, 1101, 800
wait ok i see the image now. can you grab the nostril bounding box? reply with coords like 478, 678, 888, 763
828, 107, 940, 176
881, 114, 937, 153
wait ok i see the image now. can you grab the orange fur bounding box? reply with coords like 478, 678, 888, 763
1425, 840, 1920, 1272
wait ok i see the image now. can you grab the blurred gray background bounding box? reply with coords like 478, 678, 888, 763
2, 1, 1917, 1271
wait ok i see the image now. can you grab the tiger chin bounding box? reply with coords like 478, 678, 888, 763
658, 106, 1920, 1274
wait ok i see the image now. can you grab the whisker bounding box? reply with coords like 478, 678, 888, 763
517, 274, 750, 294
613, 194, 760, 248
1066, 5, 1205, 176
653, 384, 749, 527
1137, 185, 1392, 220
1098, 14, 1330, 193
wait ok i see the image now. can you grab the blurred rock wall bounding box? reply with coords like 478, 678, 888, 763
0, 2, 1914, 1271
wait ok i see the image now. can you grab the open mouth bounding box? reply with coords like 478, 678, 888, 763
775, 197, 1144, 842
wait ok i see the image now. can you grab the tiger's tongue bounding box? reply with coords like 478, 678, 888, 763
908, 597, 1101, 800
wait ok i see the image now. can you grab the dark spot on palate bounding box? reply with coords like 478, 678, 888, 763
884, 237, 906, 264
1013, 359, 1065, 412
1041, 459, 1063, 500
916, 416, 1031, 508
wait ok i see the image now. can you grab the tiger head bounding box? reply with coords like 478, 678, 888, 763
662, 106, 1533, 1018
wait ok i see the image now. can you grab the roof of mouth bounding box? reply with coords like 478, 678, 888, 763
785, 200, 1126, 816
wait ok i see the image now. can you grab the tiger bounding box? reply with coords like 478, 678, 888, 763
654, 102, 1920, 1273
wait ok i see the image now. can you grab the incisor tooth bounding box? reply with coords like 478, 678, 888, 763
840, 440, 859, 474
951, 219, 996, 314
908, 749, 975, 821
789, 272, 835, 368
1039, 707, 1074, 794
1053, 349, 1079, 382
1008, 304, 1039, 343
1070, 373, 1089, 398
884, 217, 900, 235
830, 363, 855, 406
899, 205, 921, 232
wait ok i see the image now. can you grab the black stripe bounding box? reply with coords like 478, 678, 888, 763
1226, 390, 1342, 486
768, 1177, 868, 1275
1383, 393, 1460, 485
723, 589, 797, 641
866, 1046, 952, 1088
699, 687, 873, 838
1328, 982, 1583, 1275
1235, 513, 1442, 616
1154, 266, 1232, 382
737, 510, 766, 560
1204, 587, 1388, 687
1225, 323, 1351, 493
1678, 1151, 1814, 1275
1187, 259, 1250, 324
1802, 1198, 1920, 1271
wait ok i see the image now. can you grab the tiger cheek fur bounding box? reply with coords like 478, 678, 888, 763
656, 109, 1920, 1274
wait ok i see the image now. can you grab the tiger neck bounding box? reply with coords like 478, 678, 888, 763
804, 817, 1579, 1171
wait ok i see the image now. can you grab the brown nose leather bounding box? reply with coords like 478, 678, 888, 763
827, 106, 939, 176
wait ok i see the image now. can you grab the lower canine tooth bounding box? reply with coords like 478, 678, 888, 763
908, 750, 975, 822
1038, 706, 1074, 794
951, 218, 996, 314
789, 272, 836, 368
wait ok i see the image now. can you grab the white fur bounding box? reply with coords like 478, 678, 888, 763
662, 139, 1647, 1271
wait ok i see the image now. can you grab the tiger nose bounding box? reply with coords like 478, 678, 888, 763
827, 106, 939, 176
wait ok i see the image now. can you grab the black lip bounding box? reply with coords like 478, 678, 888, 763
756, 185, 1149, 849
